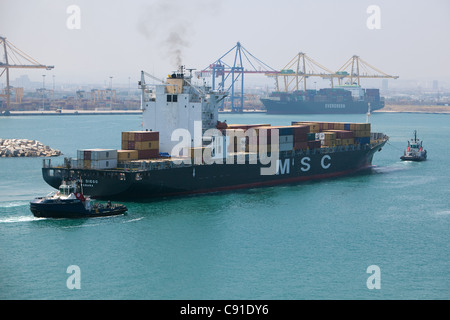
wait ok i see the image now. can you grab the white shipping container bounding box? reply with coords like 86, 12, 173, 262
90, 149, 117, 161
371, 132, 383, 140
279, 135, 294, 143
90, 159, 118, 169
279, 142, 293, 151
70, 159, 79, 168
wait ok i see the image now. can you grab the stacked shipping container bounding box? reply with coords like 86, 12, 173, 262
222, 124, 271, 153
76, 149, 118, 169
121, 131, 160, 160
224, 124, 318, 152
292, 121, 371, 147
117, 150, 139, 161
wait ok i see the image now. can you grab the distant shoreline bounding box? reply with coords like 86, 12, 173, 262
374, 104, 450, 114
2, 110, 142, 116
374, 110, 450, 114
2, 105, 450, 116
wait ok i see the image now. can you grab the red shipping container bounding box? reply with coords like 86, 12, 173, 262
134, 131, 159, 142
338, 130, 353, 139
138, 149, 159, 159
327, 130, 353, 139
128, 141, 135, 149
294, 133, 308, 143
256, 128, 274, 144
292, 125, 310, 134
227, 125, 249, 130
84, 151, 91, 160
294, 141, 308, 150
227, 124, 270, 130
307, 140, 321, 149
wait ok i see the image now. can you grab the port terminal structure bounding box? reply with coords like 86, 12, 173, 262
0, 36, 54, 112
196, 42, 398, 113
196, 42, 279, 113
264, 53, 399, 93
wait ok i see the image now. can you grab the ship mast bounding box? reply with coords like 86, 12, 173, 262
366, 102, 371, 124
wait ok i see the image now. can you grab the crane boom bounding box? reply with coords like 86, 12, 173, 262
334, 55, 398, 86
141, 71, 165, 84
0, 36, 54, 111
265, 52, 336, 92
265, 53, 399, 92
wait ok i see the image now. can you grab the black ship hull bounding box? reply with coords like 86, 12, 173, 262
30, 198, 127, 219
261, 99, 384, 114
400, 155, 427, 162
42, 141, 386, 200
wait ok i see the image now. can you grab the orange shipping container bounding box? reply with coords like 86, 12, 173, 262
117, 150, 139, 161
138, 149, 159, 159
135, 141, 160, 150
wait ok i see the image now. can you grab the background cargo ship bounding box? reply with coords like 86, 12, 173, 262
260, 54, 397, 115
261, 86, 384, 114
41, 67, 388, 200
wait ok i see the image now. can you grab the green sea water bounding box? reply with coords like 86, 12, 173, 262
0, 112, 449, 299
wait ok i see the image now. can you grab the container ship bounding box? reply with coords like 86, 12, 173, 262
261, 86, 384, 114
41, 67, 388, 200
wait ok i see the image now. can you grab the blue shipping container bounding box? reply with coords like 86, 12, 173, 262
279, 127, 294, 135
355, 137, 370, 145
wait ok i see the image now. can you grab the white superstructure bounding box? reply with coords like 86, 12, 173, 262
139, 67, 226, 156
335, 85, 365, 100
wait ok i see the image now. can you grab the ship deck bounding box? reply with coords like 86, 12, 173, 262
43, 138, 388, 173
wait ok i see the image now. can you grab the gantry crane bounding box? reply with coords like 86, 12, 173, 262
334, 55, 399, 86
197, 42, 278, 112
0, 36, 54, 111
265, 52, 335, 92
265, 53, 399, 93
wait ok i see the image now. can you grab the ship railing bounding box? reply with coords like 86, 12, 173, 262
371, 132, 385, 140
117, 159, 194, 171
43, 158, 52, 168
295, 145, 363, 156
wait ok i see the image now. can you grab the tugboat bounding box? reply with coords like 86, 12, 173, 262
400, 130, 427, 161
30, 179, 127, 219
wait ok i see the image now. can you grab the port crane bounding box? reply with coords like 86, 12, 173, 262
334, 55, 399, 86
0, 36, 54, 111
197, 42, 278, 112
265, 53, 399, 93
265, 52, 335, 92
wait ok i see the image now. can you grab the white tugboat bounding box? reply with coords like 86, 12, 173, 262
400, 130, 427, 161
30, 179, 127, 218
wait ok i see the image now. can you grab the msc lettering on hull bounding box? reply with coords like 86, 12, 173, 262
276, 155, 332, 175
300, 155, 332, 173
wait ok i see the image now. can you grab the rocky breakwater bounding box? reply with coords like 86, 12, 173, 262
0, 139, 62, 157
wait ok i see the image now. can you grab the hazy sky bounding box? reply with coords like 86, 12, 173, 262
1, 0, 449, 87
